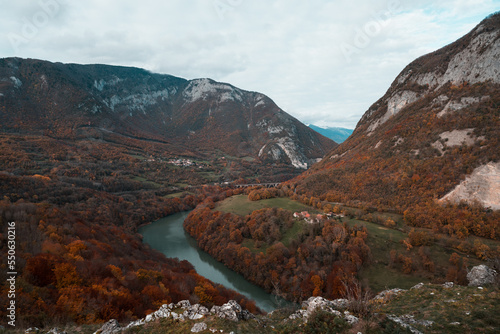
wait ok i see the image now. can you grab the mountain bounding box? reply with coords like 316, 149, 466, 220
0, 58, 335, 170
289, 13, 500, 215
308, 124, 353, 143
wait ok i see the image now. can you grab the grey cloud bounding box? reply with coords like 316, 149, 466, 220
0, 0, 498, 128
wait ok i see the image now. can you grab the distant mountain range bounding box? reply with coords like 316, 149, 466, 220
0, 58, 335, 170
308, 125, 353, 143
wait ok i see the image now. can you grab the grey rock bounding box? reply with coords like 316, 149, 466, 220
214, 300, 245, 321
25, 329, 40, 334
331, 298, 349, 309
239, 309, 255, 321
373, 288, 406, 301
177, 300, 192, 309
443, 282, 454, 288
144, 303, 172, 323
290, 296, 346, 322
184, 310, 204, 320
388, 314, 434, 334
191, 322, 207, 333
411, 283, 425, 290
125, 319, 144, 329
387, 315, 423, 334
288, 309, 307, 320
343, 311, 359, 325
171, 311, 185, 321
401, 314, 434, 327
467, 265, 497, 286
303, 296, 338, 317
184, 304, 210, 320
47, 329, 67, 334
93, 319, 122, 334
192, 304, 210, 315
120, 301, 253, 332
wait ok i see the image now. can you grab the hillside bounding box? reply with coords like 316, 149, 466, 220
288, 13, 500, 238
0, 58, 335, 171
12, 282, 500, 334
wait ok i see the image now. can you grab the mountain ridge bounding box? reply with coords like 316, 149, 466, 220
288, 13, 499, 237
308, 124, 353, 143
0, 58, 336, 171
356, 11, 499, 136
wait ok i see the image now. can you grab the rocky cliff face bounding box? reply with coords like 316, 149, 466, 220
439, 161, 500, 210
291, 13, 499, 210
359, 13, 499, 135
0, 58, 335, 169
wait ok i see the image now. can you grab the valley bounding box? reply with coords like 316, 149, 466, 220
0, 11, 499, 334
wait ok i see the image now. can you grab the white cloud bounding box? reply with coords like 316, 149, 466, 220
0, 0, 498, 128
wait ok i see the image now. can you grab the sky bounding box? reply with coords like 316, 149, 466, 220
0, 1, 498, 129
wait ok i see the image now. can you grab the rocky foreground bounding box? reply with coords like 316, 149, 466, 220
19, 265, 497, 334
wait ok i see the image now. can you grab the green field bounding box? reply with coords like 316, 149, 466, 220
164, 191, 193, 198
131, 175, 162, 188
281, 220, 305, 247
216, 194, 316, 216
343, 217, 491, 291
342, 217, 429, 290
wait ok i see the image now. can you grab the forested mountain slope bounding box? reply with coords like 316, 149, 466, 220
0, 58, 335, 170
288, 13, 500, 238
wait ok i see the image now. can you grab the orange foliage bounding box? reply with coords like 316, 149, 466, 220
184, 202, 370, 302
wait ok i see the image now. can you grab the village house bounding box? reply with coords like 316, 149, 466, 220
293, 211, 345, 224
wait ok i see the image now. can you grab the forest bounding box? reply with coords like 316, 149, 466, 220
184, 198, 371, 302
183, 188, 499, 306
0, 108, 304, 327
0, 150, 260, 328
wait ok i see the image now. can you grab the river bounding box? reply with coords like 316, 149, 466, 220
139, 211, 290, 312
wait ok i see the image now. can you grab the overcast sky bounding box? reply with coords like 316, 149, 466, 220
0, 0, 498, 128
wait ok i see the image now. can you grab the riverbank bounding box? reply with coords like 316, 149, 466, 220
139, 211, 291, 312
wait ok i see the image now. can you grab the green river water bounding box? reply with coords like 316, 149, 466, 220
139, 211, 290, 312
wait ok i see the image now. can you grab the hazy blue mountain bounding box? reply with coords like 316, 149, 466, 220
308, 125, 353, 143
